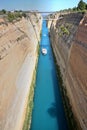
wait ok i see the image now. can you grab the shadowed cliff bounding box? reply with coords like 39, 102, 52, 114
48, 12, 87, 130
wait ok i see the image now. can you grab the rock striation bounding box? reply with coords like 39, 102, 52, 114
48, 12, 87, 130
0, 13, 42, 130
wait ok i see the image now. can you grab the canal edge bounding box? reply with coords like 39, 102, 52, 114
50, 37, 79, 130
22, 43, 40, 130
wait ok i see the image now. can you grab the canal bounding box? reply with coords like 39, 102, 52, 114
30, 21, 68, 130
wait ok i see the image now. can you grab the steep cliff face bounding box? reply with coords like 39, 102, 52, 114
48, 12, 87, 130
0, 13, 42, 130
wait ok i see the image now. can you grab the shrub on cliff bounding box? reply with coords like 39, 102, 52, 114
7, 12, 23, 22
72, 7, 78, 11
60, 25, 70, 35
7, 13, 15, 22
22, 12, 27, 18
15, 12, 22, 18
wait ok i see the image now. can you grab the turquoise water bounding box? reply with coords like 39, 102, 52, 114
30, 21, 68, 130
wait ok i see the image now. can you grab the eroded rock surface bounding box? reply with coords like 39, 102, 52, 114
48, 12, 87, 130
0, 13, 42, 130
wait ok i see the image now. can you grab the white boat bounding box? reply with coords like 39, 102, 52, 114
43, 34, 46, 36
42, 48, 47, 55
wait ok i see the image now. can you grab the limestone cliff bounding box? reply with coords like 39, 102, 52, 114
48, 12, 87, 130
0, 13, 42, 130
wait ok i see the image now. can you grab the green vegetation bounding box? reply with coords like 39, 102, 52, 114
58, 0, 87, 13
36, 19, 39, 23
72, 0, 87, 12
0, 9, 6, 15
60, 25, 70, 35
23, 44, 40, 130
7, 12, 22, 22
22, 12, 27, 18
1, 9, 6, 14
40, 30, 42, 38
7, 13, 16, 22
22, 71, 35, 130
7, 12, 27, 22
59, 25, 70, 37
78, 0, 87, 10
51, 44, 80, 130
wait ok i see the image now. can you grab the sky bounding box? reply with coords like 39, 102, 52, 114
0, 0, 87, 11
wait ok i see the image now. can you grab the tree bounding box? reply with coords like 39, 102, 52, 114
2, 9, 6, 14
78, 0, 86, 10
22, 12, 27, 18
73, 7, 78, 11
86, 4, 87, 10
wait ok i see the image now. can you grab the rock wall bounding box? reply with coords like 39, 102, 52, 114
0, 13, 42, 130
48, 12, 87, 130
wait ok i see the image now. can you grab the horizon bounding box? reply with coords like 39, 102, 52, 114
0, 0, 87, 12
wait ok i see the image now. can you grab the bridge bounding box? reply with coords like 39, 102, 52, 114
26, 11, 57, 14
26, 11, 63, 21
26, 10, 56, 14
